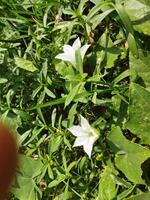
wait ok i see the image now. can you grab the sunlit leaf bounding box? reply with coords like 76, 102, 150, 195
98, 164, 118, 200
126, 83, 150, 143
126, 192, 150, 200
108, 126, 150, 184
130, 50, 150, 91
124, 0, 150, 36
15, 57, 38, 72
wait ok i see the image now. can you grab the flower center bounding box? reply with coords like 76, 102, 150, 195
88, 131, 94, 137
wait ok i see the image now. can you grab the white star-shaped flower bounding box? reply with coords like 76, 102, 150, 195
55, 37, 90, 66
68, 115, 99, 158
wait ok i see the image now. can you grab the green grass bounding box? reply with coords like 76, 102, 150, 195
0, 0, 150, 199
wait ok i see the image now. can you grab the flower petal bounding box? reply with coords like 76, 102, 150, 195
63, 45, 74, 54
83, 137, 94, 158
72, 37, 81, 50
68, 125, 86, 137
80, 44, 90, 60
80, 115, 93, 132
73, 136, 86, 147
55, 53, 75, 65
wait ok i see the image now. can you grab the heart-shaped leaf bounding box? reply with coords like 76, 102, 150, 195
108, 126, 150, 184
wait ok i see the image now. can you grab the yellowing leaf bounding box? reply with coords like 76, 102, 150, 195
15, 56, 37, 72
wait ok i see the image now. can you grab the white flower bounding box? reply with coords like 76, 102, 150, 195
68, 115, 99, 158
55, 38, 90, 66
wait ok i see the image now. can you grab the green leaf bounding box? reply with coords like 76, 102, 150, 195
13, 155, 43, 200
55, 61, 74, 77
51, 108, 57, 127
89, 8, 114, 30
65, 83, 82, 107
12, 108, 31, 121
62, 180, 72, 200
90, 0, 104, 4
113, 69, 130, 84
18, 130, 31, 146
86, 1, 109, 22
44, 86, 56, 98
108, 126, 150, 184
48, 135, 62, 155
77, 0, 88, 15
0, 17, 26, 23
24, 127, 44, 145
48, 174, 66, 188
137, 0, 150, 6
19, 155, 43, 177
15, 56, 38, 72
127, 33, 139, 58
130, 50, 150, 91
115, 3, 134, 34
105, 42, 122, 69
68, 103, 77, 127
124, 0, 150, 36
75, 48, 83, 75
6, 89, 14, 108
126, 83, 150, 143
98, 164, 118, 200
0, 78, 8, 84
126, 192, 150, 200
117, 186, 135, 200
13, 178, 36, 200
67, 161, 78, 173
26, 97, 66, 111
114, 3, 138, 57
27, 90, 90, 111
